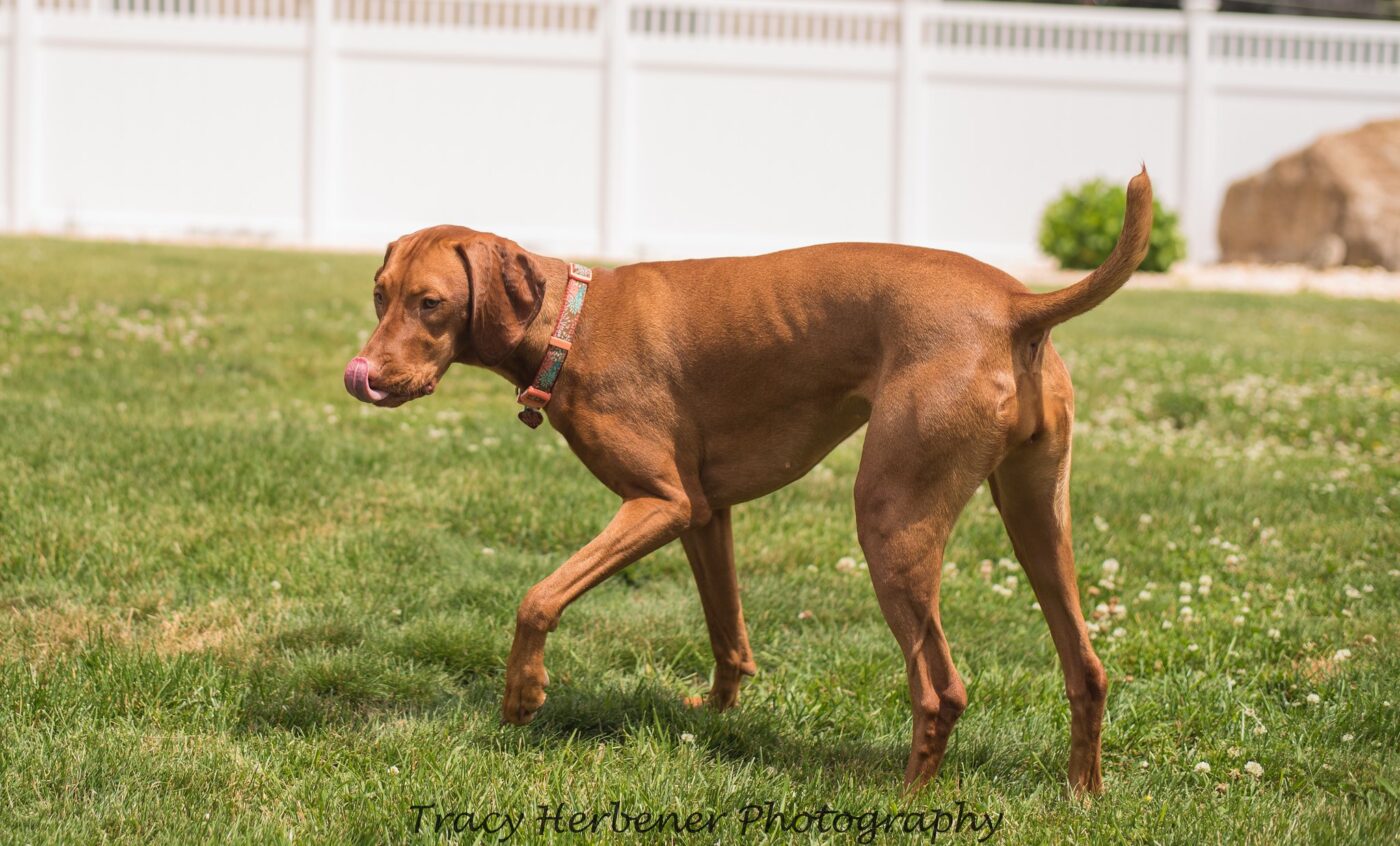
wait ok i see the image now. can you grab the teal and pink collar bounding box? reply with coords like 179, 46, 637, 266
516, 262, 591, 428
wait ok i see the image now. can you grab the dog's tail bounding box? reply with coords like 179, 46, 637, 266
1012, 166, 1154, 332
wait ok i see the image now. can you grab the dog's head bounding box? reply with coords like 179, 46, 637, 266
344, 225, 548, 407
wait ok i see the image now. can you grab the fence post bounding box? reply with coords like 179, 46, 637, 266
1181, 0, 1218, 263
894, 0, 926, 246
600, 0, 630, 259
304, 0, 334, 244
7, 0, 35, 232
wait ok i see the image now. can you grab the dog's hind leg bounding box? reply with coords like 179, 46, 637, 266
989, 382, 1107, 795
680, 507, 757, 710
855, 387, 1000, 792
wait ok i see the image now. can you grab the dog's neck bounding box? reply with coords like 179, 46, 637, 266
490, 253, 572, 391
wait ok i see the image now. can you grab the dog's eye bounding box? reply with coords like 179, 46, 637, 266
373, 291, 385, 309
421, 297, 442, 311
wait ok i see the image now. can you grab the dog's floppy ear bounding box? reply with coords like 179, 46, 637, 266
374, 241, 396, 283
455, 238, 547, 366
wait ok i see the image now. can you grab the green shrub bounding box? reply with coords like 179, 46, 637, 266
1038, 178, 1186, 273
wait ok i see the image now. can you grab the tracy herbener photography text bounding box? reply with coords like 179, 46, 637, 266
408, 800, 1005, 842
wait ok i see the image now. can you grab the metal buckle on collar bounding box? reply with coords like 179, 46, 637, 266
518, 385, 551, 409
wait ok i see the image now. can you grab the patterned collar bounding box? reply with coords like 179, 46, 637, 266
516, 262, 591, 428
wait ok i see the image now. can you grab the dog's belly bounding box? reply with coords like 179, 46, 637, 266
696, 393, 871, 506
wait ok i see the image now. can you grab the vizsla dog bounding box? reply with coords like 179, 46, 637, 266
344, 168, 1155, 794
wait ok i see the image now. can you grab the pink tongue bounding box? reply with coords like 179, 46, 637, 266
344, 357, 388, 403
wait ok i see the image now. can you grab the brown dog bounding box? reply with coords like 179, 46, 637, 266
344, 168, 1154, 794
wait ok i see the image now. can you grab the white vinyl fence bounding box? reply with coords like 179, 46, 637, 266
2, 0, 1399, 263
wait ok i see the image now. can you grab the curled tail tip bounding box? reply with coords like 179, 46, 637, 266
1125, 165, 1155, 262
1128, 164, 1153, 201
1015, 165, 1155, 332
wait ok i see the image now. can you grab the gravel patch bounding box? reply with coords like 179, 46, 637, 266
1015, 261, 1400, 301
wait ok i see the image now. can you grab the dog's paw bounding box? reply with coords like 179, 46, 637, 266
707, 685, 741, 712
681, 681, 741, 711
501, 667, 548, 726
704, 661, 753, 712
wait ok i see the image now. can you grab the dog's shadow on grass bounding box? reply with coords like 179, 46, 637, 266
236, 643, 1036, 790
519, 682, 904, 785
505, 680, 1058, 794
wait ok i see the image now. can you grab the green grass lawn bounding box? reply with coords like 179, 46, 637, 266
0, 236, 1396, 844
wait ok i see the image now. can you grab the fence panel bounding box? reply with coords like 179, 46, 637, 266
4, 0, 1400, 262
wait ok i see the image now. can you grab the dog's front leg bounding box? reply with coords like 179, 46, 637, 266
502, 495, 692, 725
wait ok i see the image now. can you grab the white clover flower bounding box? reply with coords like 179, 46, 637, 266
1112, 627, 1127, 639
481, 547, 496, 556
680, 732, 696, 743
1232, 616, 1245, 626
1334, 649, 1352, 662
1179, 581, 1193, 594
836, 556, 858, 573
270, 580, 282, 591
1180, 606, 1195, 618
1138, 590, 1153, 601
1139, 514, 1154, 526
388, 766, 400, 775
1188, 643, 1199, 652
1306, 693, 1320, 704
1102, 558, 1121, 575
1344, 585, 1362, 599
1194, 761, 1211, 774
1199, 575, 1213, 586
1267, 628, 1281, 640
1162, 620, 1174, 630
1094, 515, 1110, 532
1244, 761, 1263, 778
1342, 733, 1355, 743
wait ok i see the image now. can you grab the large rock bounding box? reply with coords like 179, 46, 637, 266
1218, 119, 1400, 270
